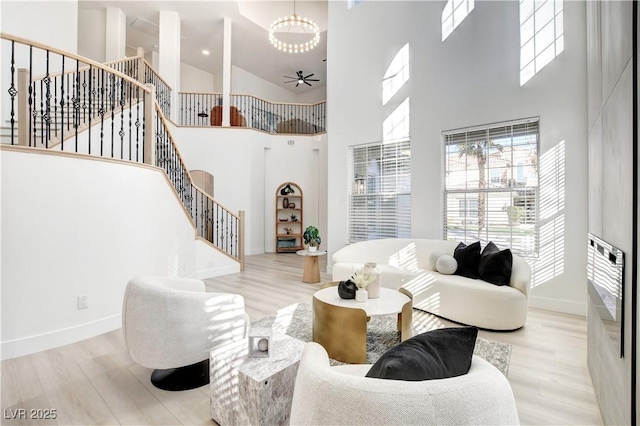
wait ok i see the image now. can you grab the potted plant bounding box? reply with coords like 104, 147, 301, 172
303, 226, 321, 252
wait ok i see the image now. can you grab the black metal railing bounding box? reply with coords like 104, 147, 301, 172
155, 103, 241, 260
230, 94, 326, 134
143, 61, 171, 119
105, 56, 139, 82
179, 92, 223, 126
2, 33, 147, 160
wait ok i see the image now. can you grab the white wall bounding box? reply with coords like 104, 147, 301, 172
1, 148, 237, 359
170, 125, 327, 255
232, 65, 326, 104
78, 8, 106, 63
327, 1, 588, 315
181, 62, 215, 93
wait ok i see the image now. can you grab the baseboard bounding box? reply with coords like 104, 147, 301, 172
1, 314, 121, 360
247, 247, 265, 255
528, 295, 586, 317
191, 264, 240, 279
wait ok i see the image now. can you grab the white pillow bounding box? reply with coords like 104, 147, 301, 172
436, 254, 458, 275
429, 251, 446, 271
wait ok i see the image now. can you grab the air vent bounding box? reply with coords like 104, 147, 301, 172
288, 140, 295, 146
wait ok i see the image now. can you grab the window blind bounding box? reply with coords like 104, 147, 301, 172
348, 139, 411, 243
443, 119, 539, 257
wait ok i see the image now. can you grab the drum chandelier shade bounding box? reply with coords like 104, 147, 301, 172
269, 1, 320, 54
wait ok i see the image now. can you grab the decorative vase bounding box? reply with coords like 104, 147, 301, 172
338, 280, 357, 299
364, 262, 381, 299
283, 197, 289, 208
355, 288, 368, 303
309, 246, 317, 253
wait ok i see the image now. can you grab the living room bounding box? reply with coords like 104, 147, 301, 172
1, 0, 637, 425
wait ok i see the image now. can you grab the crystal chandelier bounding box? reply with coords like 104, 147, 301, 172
269, 1, 320, 54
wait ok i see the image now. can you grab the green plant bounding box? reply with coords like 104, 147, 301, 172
303, 226, 321, 247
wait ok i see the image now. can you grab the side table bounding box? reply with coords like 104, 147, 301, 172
210, 332, 305, 426
296, 249, 327, 283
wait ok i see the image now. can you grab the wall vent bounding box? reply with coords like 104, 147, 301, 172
288, 140, 295, 146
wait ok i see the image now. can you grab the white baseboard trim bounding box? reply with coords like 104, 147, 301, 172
528, 295, 586, 317
1, 314, 122, 360
191, 264, 240, 279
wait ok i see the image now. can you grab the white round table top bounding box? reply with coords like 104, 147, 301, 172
296, 250, 327, 257
313, 286, 410, 317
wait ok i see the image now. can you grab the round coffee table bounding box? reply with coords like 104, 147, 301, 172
312, 284, 413, 364
296, 250, 327, 283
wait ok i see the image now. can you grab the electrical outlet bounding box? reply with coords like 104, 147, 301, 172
77, 295, 88, 310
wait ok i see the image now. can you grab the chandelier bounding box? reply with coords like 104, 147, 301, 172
269, 1, 320, 54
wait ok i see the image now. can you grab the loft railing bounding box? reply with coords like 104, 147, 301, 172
155, 103, 243, 263
231, 94, 326, 135
178, 92, 326, 135
179, 92, 222, 126
1, 33, 243, 267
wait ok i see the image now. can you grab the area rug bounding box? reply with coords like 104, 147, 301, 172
252, 301, 511, 376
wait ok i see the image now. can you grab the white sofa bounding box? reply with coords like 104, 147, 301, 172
290, 342, 520, 425
332, 239, 531, 330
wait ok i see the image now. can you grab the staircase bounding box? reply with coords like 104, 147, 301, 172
0, 32, 244, 268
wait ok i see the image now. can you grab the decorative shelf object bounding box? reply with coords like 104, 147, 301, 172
276, 182, 303, 253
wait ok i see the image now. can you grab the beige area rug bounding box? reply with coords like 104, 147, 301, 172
252, 301, 512, 376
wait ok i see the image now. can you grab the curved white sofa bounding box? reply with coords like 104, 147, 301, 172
290, 342, 520, 425
332, 239, 531, 330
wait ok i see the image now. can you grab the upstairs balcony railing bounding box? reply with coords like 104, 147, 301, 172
1, 33, 243, 267
179, 92, 326, 135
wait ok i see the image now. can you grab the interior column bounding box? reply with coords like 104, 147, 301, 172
222, 17, 232, 127
105, 8, 126, 61
159, 10, 181, 120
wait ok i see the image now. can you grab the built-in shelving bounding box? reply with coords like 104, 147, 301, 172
275, 182, 303, 253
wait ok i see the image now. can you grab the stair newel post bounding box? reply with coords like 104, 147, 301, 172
136, 47, 145, 83
144, 83, 156, 165
238, 210, 245, 271
17, 68, 29, 146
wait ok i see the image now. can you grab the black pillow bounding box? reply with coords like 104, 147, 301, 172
365, 326, 478, 381
478, 242, 513, 286
453, 241, 481, 279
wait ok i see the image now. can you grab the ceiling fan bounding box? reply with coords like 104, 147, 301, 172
284, 71, 319, 87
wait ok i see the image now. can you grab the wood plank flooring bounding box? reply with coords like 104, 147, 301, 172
1, 253, 602, 425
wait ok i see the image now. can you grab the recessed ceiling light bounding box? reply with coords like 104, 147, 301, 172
202, 49, 210, 55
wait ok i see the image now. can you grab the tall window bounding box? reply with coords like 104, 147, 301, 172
520, 0, 564, 85
348, 0, 365, 9
442, 0, 476, 41
443, 119, 539, 257
348, 139, 411, 242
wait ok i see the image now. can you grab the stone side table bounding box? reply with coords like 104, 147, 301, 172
210, 332, 305, 426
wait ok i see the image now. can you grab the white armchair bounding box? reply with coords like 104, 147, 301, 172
290, 342, 520, 425
122, 276, 249, 390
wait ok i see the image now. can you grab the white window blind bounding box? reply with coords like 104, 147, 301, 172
443, 119, 539, 257
348, 139, 411, 243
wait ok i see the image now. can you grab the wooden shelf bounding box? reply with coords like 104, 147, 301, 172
276, 182, 303, 254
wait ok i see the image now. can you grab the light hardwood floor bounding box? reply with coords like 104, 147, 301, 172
1, 253, 602, 425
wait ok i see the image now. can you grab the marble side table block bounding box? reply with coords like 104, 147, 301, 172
210, 332, 305, 426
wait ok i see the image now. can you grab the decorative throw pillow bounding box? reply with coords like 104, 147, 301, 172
453, 241, 481, 279
478, 242, 513, 286
429, 251, 446, 271
435, 254, 457, 275
365, 327, 478, 381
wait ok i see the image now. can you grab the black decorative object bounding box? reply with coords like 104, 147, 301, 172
280, 184, 295, 195
365, 327, 478, 381
338, 279, 357, 299
283, 197, 290, 208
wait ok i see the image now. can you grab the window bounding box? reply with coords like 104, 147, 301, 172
442, 0, 475, 41
348, 139, 411, 242
347, 0, 365, 9
520, 0, 564, 85
443, 119, 539, 257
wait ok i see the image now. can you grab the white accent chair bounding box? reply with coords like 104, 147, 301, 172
290, 342, 520, 425
122, 276, 249, 390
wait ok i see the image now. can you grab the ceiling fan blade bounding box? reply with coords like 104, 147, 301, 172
306, 78, 319, 82
304, 81, 312, 86
296, 82, 300, 87
284, 75, 297, 79
284, 80, 296, 83
304, 73, 315, 79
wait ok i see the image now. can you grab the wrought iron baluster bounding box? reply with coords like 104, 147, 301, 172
8, 40, 16, 144
142, 91, 146, 164
110, 74, 115, 157
135, 86, 140, 162
39, 79, 44, 147
29, 46, 34, 147
129, 80, 133, 161
88, 65, 93, 154
99, 68, 105, 155
74, 60, 79, 151
119, 77, 125, 159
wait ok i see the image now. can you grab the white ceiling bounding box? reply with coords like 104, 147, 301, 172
78, 1, 327, 94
